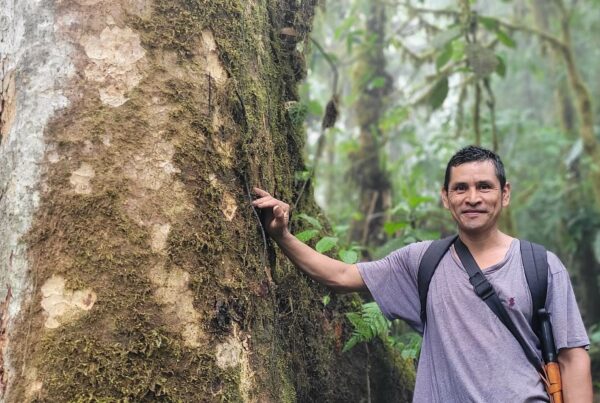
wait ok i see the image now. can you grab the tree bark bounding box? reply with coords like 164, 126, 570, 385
348, 0, 392, 254
0, 1, 413, 401
530, 0, 600, 325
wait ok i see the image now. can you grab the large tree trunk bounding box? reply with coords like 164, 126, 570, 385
530, 0, 600, 325
348, 0, 392, 255
0, 1, 413, 401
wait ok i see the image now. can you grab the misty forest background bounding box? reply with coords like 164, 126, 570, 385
298, 0, 600, 391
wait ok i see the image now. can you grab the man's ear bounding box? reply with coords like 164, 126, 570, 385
441, 188, 449, 209
502, 182, 511, 207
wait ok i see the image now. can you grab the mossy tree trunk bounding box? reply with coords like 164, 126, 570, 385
531, 0, 600, 325
348, 0, 392, 256
0, 0, 414, 401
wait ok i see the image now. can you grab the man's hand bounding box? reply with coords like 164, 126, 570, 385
252, 187, 290, 240
250, 186, 366, 292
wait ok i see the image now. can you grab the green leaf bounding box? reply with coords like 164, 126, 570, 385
495, 55, 506, 77
383, 221, 408, 236
431, 25, 462, 49
339, 249, 359, 264
369, 76, 387, 89
407, 195, 436, 209
379, 107, 408, 132
429, 77, 449, 110
316, 237, 339, 253
478, 15, 498, 31
334, 15, 358, 40
296, 213, 322, 230
496, 29, 516, 48
436, 42, 454, 70
342, 336, 360, 352
296, 229, 319, 243
452, 40, 465, 61
295, 170, 311, 181
306, 100, 323, 116
322, 294, 331, 306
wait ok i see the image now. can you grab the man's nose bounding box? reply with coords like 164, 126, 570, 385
465, 187, 481, 204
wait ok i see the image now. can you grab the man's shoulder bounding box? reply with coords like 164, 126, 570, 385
516, 239, 565, 276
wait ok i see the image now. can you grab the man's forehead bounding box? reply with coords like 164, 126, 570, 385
448, 161, 498, 182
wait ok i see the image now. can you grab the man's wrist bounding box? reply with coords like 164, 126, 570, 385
273, 229, 294, 244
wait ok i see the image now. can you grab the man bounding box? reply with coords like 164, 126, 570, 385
252, 146, 592, 402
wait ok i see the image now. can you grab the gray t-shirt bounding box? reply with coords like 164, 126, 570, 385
357, 239, 589, 402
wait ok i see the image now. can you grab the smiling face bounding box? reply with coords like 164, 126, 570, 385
441, 160, 511, 236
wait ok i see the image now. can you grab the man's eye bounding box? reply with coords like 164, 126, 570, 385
454, 185, 467, 192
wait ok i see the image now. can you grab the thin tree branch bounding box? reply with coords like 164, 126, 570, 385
310, 37, 339, 96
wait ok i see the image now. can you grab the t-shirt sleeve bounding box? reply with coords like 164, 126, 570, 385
356, 241, 431, 332
545, 251, 590, 351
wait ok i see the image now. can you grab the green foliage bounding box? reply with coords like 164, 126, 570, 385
436, 42, 454, 70
379, 107, 409, 133
296, 213, 323, 230
496, 29, 516, 48
495, 55, 507, 77
338, 249, 359, 264
389, 332, 422, 360
297, 229, 320, 242
429, 77, 449, 109
316, 236, 339, 253
343, 302, 423, 362
343, 302, 391, 352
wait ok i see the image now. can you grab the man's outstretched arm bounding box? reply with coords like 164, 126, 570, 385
252, 187, 366, 293
558, 347, 592, 403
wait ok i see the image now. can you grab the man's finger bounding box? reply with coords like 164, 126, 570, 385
253, 198, 281, 208
273, 205, 284, 218
252, 187, 270, 197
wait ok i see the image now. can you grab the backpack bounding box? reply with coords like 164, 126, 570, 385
417, 235, 550, 367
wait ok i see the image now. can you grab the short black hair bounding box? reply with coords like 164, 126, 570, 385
443, 145, 506, 191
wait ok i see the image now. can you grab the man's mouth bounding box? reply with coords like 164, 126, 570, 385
462, 210, 486, 216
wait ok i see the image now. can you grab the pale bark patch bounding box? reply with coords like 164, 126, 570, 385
148, 265, 203, 347
209, 174, 237, 221
40, 275, 97, 329
215, 336, 243, 369
74, 0, 102, 5
0, 68, 16, 143
123, 141, 179, 191
215, 327, 256, 401
23, 367, 42, 401
150, 223, 170, 252
80, 26, 146, 107
69, 163, 95, 194
201, 31, 226, 84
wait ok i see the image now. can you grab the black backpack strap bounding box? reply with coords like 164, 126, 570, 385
520, 240, 549, 335
454, 237, 543, 372
418, 234, 459, 325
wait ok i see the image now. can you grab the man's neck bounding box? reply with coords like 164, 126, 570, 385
458, 228, 512, 253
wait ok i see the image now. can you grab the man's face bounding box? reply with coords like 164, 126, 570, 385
441, 160, 510, 235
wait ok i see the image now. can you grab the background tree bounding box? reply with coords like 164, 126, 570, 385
347, 0, 393, 255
